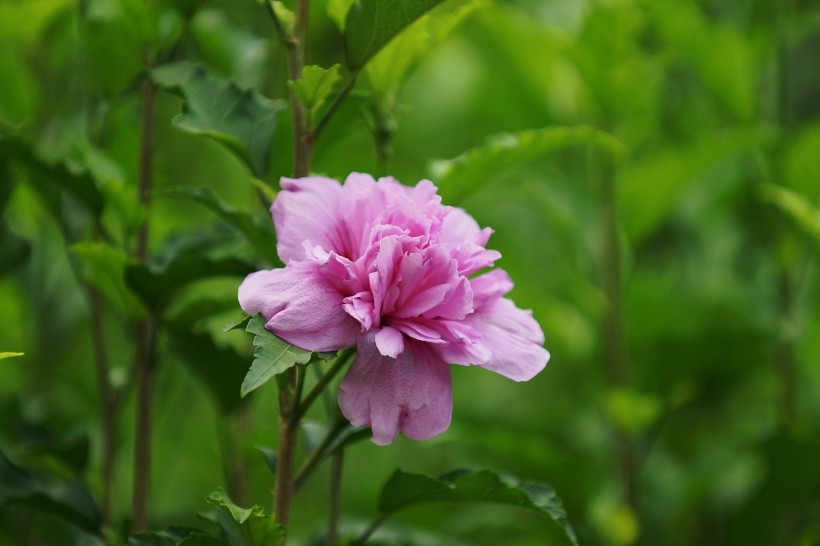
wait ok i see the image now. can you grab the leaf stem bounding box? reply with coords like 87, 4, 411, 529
296, 349, 355, 421
273, 368, 300, 528
313, 74, 358, 139
351, 515, 388, 546
293, 416, 347, 490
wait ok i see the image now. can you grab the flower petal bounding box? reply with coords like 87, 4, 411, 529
273, 176, 347, 263
466, 297, 549, 381
238, 262, 359, 352
338, 336, 452, 445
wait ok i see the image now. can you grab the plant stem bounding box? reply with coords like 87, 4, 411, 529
86, 286, 116, 526
313, 75, 357, 139
273, 369, 299, 527
131, 75, 157, 534
327, 450, 344, 546
599, 151, 639, 514
351, 515, 387, 546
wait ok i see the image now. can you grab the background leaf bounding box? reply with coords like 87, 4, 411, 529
152, 62, 286, 178
345, 0, 446, 70
373, 469, 577, 545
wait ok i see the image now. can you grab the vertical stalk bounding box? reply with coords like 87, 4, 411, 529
599, 152, 639, 513
86, 287, 116, 526
272, 0, 312, 535
131, 75, 158, 534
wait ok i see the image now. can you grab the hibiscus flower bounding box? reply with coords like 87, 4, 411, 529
239, 173, 549, 445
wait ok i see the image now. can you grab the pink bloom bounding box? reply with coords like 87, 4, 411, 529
239, 173, 549, 445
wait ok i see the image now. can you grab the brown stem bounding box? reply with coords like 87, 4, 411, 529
131, 76, 157, 534
273, 369, 299, 527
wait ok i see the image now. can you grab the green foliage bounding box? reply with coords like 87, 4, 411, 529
240, 314, 313, 397
71, 242, 147, 318
345, 0, 446, 70
369, 469, 577, 545
204, 488, 285, 546
0, 353, 23, 360
289, 64, 343, 126
0, 450, 101, 533
152, 62, 287, 179
430, 125, 623, 204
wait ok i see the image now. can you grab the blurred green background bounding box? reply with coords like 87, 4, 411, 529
1, 0, 820, 544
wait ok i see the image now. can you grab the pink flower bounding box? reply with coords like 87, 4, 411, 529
238, 173, 549, 445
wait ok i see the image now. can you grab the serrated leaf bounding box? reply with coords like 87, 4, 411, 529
345, 0, 446, 70
152, 62, 286, 178
0, 449, 101, 533
289, 64, 343, 124
240, 314, 312, 397
365, 0, 486, 97
374, 469, 577, 545
167, 326, 249, 414
205, 488, 285, 546
155, 186, 279, 263
0, 352, 24, 360
430, 125, 624, 204
71, 242, 147, 318
760, 183, 820, 247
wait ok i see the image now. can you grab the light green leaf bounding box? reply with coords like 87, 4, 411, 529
240, 314, 312, 397
152, 62, 287, 178
345, 0, 446, 71
0, 353, 23, 360
71, 242, 147, 318
289, 64, 343, 124
328, 0, 354, 31
759, 183, 820, 247
430, 125, 624, 204
204, 488, 285, 546
369, 469, 577, 546
365, 0, 486, 97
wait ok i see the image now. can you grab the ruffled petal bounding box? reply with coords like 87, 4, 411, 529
465, 297, 549, 381
238, 262, 359, 352
273, 176, 347, 263
338, 336, 452, 445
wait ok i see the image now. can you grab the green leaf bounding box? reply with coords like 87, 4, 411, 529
0, 127, 105, 216
430, 125, 624, 204
0, 352, 24, 360
167, 326, 250, 414
71, 242, 147, 318
0, 449, 101, 533
605, 388, 663, 436
240, 314, 312, 397
204, 488, 285, 546
126, 254, 255, 312
345, 0, 446, 71
155, 186, 279, 264
129, 527, 227, 546
373, 469, 577, 545
759, 183, 820, 247
328, 0, 354, 31
289, 64, 343, 124
152, 62, 287, 178
365, 0, 486, 97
